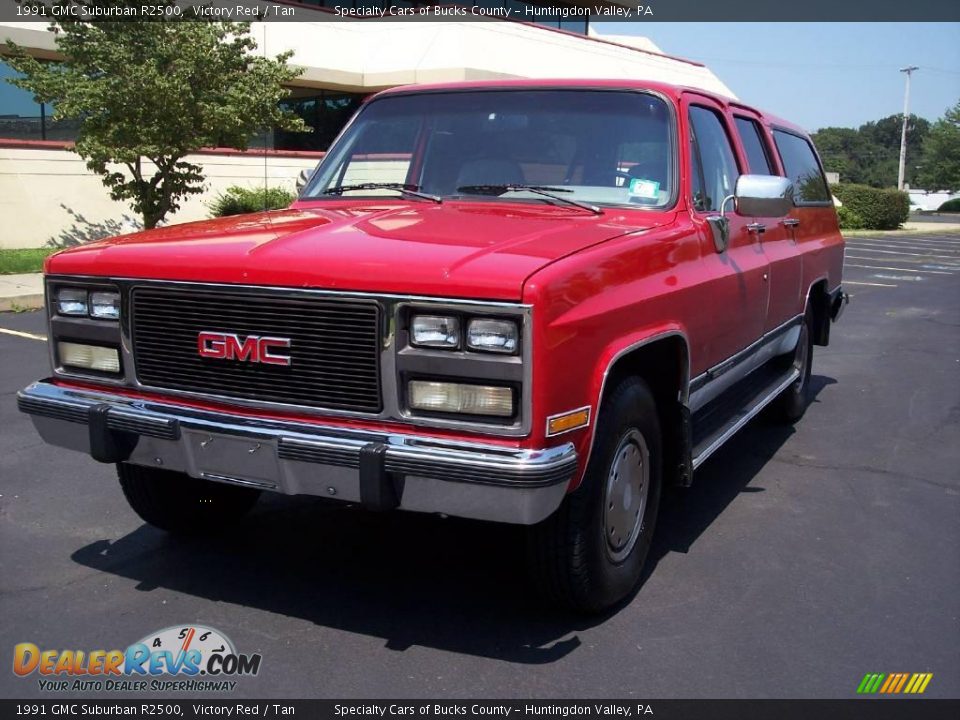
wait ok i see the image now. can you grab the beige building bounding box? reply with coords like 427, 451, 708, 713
0, 7, 733, 249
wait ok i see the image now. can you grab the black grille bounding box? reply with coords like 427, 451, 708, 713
132, 287, 382, 413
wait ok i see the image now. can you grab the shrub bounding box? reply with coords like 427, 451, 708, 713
938, 198, 960, 212
835, 205, 865, 230
829, 184, 909, 230
209, 186, 295, 217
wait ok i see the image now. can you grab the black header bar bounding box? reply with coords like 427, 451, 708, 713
2, 700, 960, 720
1, 0, 959, 23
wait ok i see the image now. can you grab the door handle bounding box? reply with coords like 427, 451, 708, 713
783, 218, 800, 228
746, 222, 766, 235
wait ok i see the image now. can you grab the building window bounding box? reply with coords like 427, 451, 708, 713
273, 90, 365, 151
0, 59, 81, 142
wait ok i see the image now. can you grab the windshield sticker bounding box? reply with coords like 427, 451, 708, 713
629, 178, 660, 199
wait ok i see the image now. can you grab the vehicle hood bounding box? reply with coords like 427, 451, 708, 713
46, 202, 675, 301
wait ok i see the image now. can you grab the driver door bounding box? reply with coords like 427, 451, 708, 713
684, 96, 769, 373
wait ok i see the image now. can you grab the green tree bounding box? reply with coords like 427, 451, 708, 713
5, 2, 308, 228
811, 126, 872, 184
812, 114, 929, 187
917, 100, 960, 192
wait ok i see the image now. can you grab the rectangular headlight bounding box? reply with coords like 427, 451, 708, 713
411, 315, 460, 349
408, 380, 513, 417
466, 318, 518, 354
56, 288, 88, 316
90, 291, 121, 320
58, 342, 120, 374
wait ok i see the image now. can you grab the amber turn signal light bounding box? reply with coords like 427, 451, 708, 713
546, 407, 591, 436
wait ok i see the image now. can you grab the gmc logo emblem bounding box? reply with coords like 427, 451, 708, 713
197, 331, 292, 366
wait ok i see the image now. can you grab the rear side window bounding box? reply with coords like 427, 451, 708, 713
689, 106, 740, 212
734, 117, 775, 175
773, 130, 830, 204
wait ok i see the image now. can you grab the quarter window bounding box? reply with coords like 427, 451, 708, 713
773, 130, 831, 203
688, 106, 740, 212
734, 117, 775, 175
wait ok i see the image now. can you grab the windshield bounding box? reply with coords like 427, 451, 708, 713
303, 90, 675, 209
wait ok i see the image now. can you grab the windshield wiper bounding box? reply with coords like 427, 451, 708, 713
321, 183, 442, 204
456, 184, 602, 215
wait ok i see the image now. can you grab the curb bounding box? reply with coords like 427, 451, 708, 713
0, 294, 45, 313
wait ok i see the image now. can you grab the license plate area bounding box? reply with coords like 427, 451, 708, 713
185, 430, 280, 489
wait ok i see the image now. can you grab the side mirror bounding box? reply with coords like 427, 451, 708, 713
296, 167, 316, 197
734, 175, 794, 218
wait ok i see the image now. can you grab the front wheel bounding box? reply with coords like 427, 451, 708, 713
527, 377, 662, 613
117, 463, 261, 534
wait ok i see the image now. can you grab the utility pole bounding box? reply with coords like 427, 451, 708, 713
897, 66, 919, 191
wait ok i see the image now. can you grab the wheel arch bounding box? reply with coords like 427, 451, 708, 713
806, 276, 832, 346
582, 330, 693, 490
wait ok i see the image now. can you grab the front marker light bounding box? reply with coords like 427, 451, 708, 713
408, 380, 513, 417
58, 342, 120, 374
411, 315, 460, 349
466, 318, 518, 354
57, 288, 88, 316
90, 291, 121, 320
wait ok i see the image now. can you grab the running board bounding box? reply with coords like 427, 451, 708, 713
691, 367, 800, 470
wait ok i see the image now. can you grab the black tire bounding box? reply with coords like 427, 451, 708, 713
117, 463, 261, 534
769, 307, 814, 424
527, 377, 662, 613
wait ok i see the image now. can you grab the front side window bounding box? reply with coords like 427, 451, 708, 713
688, 106, 740, 212
773, 130, 831, 204
304, 90, 675, 209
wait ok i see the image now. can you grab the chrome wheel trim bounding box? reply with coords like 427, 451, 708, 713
603, 429, 650, 563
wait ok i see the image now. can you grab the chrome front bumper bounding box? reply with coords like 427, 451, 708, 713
17, 381, 577, 525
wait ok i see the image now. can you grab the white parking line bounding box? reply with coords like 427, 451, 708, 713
856, 242, 960, 251
845, 264, 952, 275
846, 242, 960, 254
850, 235, 960, 245
847, 238, 960, 250
0, 327, 47, 342
844, 280, 898, 287
845, 255, 960, 269
843, 247, 960, 260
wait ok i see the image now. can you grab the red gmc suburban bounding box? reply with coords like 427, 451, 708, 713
18, 80, 847, 612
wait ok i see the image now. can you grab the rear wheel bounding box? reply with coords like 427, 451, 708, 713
769, 307, 814, 423
117, 463, 261, 534
527, 377, 662, 613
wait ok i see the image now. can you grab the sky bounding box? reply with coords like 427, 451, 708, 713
595, 22, 960, 132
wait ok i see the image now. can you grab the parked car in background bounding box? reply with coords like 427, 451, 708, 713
19, 79, 846, 612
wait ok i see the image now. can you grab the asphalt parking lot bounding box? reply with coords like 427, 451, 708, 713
1, 233, 958, 700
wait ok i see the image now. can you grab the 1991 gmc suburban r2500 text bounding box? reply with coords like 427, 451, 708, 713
18, 80, 847, 613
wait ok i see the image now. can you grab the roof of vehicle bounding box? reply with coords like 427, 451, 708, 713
373, 78, 809, 137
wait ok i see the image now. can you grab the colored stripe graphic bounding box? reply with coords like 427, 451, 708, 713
857, 673, 886, 694
857, 672, 933, 694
